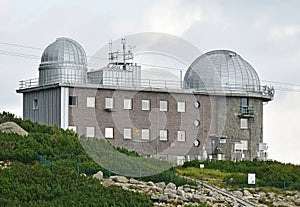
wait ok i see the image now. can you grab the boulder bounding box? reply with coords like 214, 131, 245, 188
92, 171, 103, 180
151, 194, 159, 201
0, 122, 28, 136
294, 198, 300, 206
147, 181, 155, 186
159, 194, 169, 202
191, 194, 207, 203
103, 179, 113, 187
232, 190, 243, 198
166, 182, 176, 190
243, 189, 252, 197
110, 176, 128, 183
155, 182, 166, 190
129, 178, 139, 184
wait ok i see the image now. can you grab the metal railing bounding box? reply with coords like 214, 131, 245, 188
19, 78, 39, 89
240, 106, 254, 116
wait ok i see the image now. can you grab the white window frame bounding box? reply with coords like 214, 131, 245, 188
159, 129, 168, 141
105, 127, 114, 138
123, 128, 132, 139
87, 97, 96, 108
141, 100, 150, 111
177, 131, 186, 142
68, 126, 77, 132
160, 101, 168, 112
240, 118, 248, 129
124, 99, 132, 110
105, 98, 114, 109
86, 127, 95, 138
177, 102, 186, 113
141, 129, 150, 140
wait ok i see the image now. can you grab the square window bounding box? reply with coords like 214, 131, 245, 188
240, 119, 248, 129
177, 102, 185, 112
86, 127, 95, 138
141, 129, 150, 140
123, 128, 132, 139
87, 97, 95, 108
159, 130, 168, 141
69, 96, 77, 106
68, 126, 77, 132
177, 131, 186, 142
105, 98, 113, 109
124, 99, 132, 110
33, 99, 38, 110
105, 128, 114, 138
160, 101, 168, 112
142, 100, 150, 111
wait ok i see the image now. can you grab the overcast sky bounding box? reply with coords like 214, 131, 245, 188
1, 0, 300, 164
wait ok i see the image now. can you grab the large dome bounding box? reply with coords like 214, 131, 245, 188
41, 37, 87, 65
38, 37, 87, 86
184, 50, 261, 94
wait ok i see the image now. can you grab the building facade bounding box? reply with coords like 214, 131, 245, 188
17, 37, 274, 164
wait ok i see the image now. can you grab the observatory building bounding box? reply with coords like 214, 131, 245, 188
17, 37, 274, 164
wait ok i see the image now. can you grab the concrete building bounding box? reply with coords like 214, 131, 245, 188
17, 37, 274, 164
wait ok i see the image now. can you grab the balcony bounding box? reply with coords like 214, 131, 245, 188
239, 106, 254, 117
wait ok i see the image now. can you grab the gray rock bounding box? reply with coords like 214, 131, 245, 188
243, 189, 252, 197
92, 171, 103, 180
151, 194, 160, 201
295, 197, 300, 205
0, 122, 28, 136
191, 194, 207, 203
177, 189, 185, 197
151, 186, 163, 193
232, 190, 243, 198
166, 182, 176, 190
147, 181, 155, 186
103, 179, 113, 187
159, 194, 169, 202
129, 178, 139, 184
183, 187, 191, 192
110, 175, 128, 183
155, 182, 166, 190
272, 201, 292, 207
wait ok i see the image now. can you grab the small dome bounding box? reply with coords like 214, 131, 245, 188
184, 50, 261, 94
38, 37, 87, 86
41, 37, 87, 65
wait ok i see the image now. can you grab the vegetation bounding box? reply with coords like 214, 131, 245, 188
180, 160, 300, 190
0, 112, 153, 206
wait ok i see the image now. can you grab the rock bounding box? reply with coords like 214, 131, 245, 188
151, 194, 159, 201
243, 189, 252, 197
159, 194, 169, 202
232, 190, 243, 198
295, 198, 300, 205
155, 182, 166, 190
151, 186, 163, 193
129, 178, 139, 184
183, 187, 191, 192
92, 171, 103, 180
0, 122, 28, 136
177, 189, 185, 197
110, 175, 128, 183
103, 179, 113, 187
166, 182, 176, 190
147, 181, 155, 186
192, 194, 207, 203
272, 201, 292, 207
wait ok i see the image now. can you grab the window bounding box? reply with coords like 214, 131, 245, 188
68, 126, 77, 132
87, 97, 95, 108
194, 101, 200, 108
141, 129, 150, 140
123, 128, 132, 139
124, 99, 132, 110
86, 127, 95, 138
160, 101, 168, 112
177, 156, 185, 165
159, 130, 168, 141
105, 98, 113, 109
142, 100, 150, 111
177, 131, 186, 142
177, 102, 186, 112
241, 140, 248, 150
105, 128, 114, 138
69, 96, 77, 106
241, 98, 248, 107
193, 120, 200, 127
33, 99, 38, 110
240, 119, 248, 129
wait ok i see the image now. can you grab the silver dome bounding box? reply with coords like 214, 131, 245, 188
184, 50, 261, 94
39, 37, 87, 86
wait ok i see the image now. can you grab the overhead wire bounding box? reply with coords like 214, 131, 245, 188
1, 41, 300, 92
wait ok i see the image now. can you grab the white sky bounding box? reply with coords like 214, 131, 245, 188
0, 0, 300, 164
